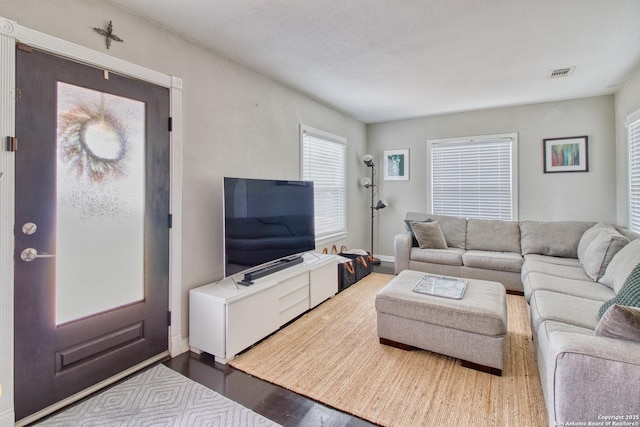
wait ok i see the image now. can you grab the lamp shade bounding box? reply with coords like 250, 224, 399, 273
375, 199, 388, 210
362, 154, 374, 167
361, 177, 372, 188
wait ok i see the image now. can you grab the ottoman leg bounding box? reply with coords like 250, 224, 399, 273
379, 337, 414, 351
461, 360, 502, 376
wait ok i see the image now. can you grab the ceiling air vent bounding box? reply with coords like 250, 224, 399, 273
548, 67, 575, 79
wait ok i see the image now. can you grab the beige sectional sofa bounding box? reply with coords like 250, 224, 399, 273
394, 212, 640, 426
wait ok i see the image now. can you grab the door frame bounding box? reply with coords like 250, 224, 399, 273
0, 16, 184, 425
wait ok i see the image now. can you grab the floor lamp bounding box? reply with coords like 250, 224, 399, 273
361, 154, 387, 265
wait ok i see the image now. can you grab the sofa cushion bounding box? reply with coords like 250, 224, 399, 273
410, 220, 448, 249
614, 226, 640, 241
466, 219, 521, 253
462, 250, 523, 273
599, 262, 640, 317
538, 320, 594, 343
521, 258, 591, 282
522, 254, 582, 266
410, 247, 464, 266
595, 304, 640, 344
406, 212, 467, 249
520, 221, 594, 258
578, 225, 629, 281
599, 239, 640, 292
529, 290, 602, 332
523, 271, 614, 303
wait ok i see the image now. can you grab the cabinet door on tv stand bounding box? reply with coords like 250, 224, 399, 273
226, 285, 280, 359
310, 261, 338, 307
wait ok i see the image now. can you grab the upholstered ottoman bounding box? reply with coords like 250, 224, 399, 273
376, 270, 508, 375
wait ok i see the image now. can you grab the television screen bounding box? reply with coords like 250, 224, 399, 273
223, 177, 316, 277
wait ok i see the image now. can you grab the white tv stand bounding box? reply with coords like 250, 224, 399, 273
189, 252, 338, 364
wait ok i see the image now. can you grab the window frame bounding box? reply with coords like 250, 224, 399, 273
300, 124, 347, 244
426, 133, 519, 221
627, 109, 640, 233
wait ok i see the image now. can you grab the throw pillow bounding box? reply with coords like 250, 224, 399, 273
411, 220, 448, 249
599, 239, 640, 292
404, 218, 432, 247
599, 262, 640, 317
578, 226, 629, 281
594, 304, 640, 344
577, 223, 609, 260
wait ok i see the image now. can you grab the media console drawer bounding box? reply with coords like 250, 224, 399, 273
278, 273, 310, 325
279, 273, 309, 296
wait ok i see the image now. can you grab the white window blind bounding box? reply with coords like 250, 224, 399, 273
300, 125, 347, 240
627, 111, 640, 232
428, 134, 517, 221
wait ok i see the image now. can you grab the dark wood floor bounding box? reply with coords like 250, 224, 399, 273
164, 352, 375, 427
163, 262, 394, 427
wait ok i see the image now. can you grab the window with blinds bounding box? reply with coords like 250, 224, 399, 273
427, 134, 518, 221
300, 125, 347, 240
627, 110, 640, 233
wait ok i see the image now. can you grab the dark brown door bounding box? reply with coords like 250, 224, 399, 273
14, 47, 170, 420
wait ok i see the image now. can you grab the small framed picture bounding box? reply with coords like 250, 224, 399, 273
543, 136, 589, 173
383, 149, 409, 181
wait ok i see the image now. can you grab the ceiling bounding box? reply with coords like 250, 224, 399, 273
106, 0, 640, 124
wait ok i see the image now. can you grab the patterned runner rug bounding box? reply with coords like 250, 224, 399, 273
36, 364, 280, 426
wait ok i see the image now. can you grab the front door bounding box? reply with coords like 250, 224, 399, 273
14, 47, 170, 421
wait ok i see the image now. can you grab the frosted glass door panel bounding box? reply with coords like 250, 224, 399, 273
56, 82, 145, 325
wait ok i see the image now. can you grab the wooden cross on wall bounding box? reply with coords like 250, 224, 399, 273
94, 21, 124, 49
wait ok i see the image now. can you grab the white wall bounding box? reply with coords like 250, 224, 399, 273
368, 95, 617, 258
0, 0, 368, 351
614, 65, 640, 226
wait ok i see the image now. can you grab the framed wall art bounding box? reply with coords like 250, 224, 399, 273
383, 149, 409, 181
543, 136, 588, 173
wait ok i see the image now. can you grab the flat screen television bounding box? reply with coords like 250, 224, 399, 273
223, 177, 316, 281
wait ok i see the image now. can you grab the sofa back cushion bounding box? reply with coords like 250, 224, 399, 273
577, 224, 629, 281
615, 226, 640, 242
466, 219, 521, 253
600, 239, 640, 293
520, 221, 595, 258
406, 212, 467, 249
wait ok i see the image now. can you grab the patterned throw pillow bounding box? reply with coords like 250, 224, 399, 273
599, 263, 640, 318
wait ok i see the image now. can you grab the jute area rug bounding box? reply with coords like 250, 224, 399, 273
36, 364, 280, 427
230, 273, 548, 426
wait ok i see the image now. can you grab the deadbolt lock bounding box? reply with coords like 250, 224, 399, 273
22, 222, 37, 235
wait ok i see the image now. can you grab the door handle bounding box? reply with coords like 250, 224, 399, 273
20, 248, 56, 262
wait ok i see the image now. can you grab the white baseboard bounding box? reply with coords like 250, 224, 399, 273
377, 254, 395, 263
180, 337, 190, 354
170, 333, 188, 357
0, 407, 14, 427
